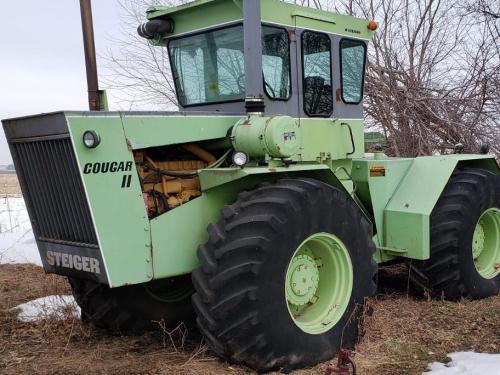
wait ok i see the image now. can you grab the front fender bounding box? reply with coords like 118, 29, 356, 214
150, 162, 364, 279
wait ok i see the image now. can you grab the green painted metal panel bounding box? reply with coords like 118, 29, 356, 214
150, 184, 238, 278
148, 0, 375, 40
384, 155, 498, 260
147, 0, 374, 39
151, 173, 289, 278
261, 0, 375, 40
299, 119, 364, 161
121, 116, 364, 164
151, 166, 353, 278
121, 114, 243, 150
148, 0, 243, 37
384, 211, 427, 258
199, 163, 330, 190
67, 114, 153, 287
353, 154, 498, 262
352, 157, 413, 262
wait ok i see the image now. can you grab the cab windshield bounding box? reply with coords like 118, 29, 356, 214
168, 25, 291, 106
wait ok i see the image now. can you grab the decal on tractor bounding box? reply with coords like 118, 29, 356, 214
121, 174, 132, 188
369, 166, 386, 177
83, 161, 133, 174
46, 250, 101, 274
283, 131, 297, 142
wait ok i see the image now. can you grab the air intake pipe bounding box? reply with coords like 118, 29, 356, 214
137, 19, 174, 39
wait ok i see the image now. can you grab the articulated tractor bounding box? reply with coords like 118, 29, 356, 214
3, 0, 499, 371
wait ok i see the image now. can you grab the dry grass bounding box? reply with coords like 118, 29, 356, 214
0, 173, 20, 196
0, 263, 499, 375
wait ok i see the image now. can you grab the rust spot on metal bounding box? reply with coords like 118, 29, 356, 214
126, 138, 133, 151
325, 349, 356, 375
336, 88, 342, 102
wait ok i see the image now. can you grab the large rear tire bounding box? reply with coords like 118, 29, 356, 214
69, 275, 194, 334
192, 178, 377, 372
410, 168, 500, 300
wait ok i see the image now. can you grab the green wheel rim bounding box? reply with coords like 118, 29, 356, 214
285, 232, 353, 335
472, 208, 500, 279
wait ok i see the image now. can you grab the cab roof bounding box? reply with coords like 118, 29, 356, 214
146, 0, 376, 40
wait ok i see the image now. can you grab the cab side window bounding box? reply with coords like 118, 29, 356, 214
340, 39, 366, 104
262, 26, 291, 100
302, 31, 333, 117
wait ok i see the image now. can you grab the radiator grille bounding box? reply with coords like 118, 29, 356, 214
12, 137, 98, 247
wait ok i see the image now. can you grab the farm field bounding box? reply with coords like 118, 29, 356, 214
1, 263, 499, 375
1, 195, 499, 375
0, 173, 20, 196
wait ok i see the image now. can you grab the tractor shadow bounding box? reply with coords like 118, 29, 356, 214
375, 261, 413, 296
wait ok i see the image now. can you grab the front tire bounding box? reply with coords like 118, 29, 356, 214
69, 275, 194, 334
410, 168, 500, 300
192, 178, 377, 372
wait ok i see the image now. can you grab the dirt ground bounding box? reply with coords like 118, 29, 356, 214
0, 173, 20, 196
1, 263, 499, 375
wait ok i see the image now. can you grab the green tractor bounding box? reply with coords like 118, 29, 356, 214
3, 0, 499, 372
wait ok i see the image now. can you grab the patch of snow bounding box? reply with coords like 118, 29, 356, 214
13, 295, 81, 322
0, 229, 40, 265
0, 195, 30, 232
0, 196, 41, 266
425, 352, 500, 374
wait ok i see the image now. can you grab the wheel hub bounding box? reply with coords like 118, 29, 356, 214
286, 254, 319, 306
285, 233, 353, 335
472, 223, 485, 259
472, 208, 500, 279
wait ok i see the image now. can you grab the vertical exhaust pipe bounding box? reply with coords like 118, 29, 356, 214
243, 0, 265, 114
79, 0, 101, 111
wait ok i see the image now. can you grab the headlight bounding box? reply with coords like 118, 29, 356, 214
83, 130, 100, 149
232, 151, 248, 167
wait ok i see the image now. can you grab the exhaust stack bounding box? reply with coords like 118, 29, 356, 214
79, 0, 101, 111
243, 0, 265, 114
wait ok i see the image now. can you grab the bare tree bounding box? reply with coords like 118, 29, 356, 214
103, 0, 186, 110
104, 0, 499, 157
334, 0, 499, 156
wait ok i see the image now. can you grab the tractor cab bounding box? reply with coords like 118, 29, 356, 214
139, 0, 376, 119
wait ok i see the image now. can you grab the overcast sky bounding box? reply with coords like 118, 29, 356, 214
0, 0, 129, 164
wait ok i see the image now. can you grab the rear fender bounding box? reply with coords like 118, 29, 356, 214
383, 155, 499, 260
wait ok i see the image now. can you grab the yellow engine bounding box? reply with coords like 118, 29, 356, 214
134, 144, 216, 217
